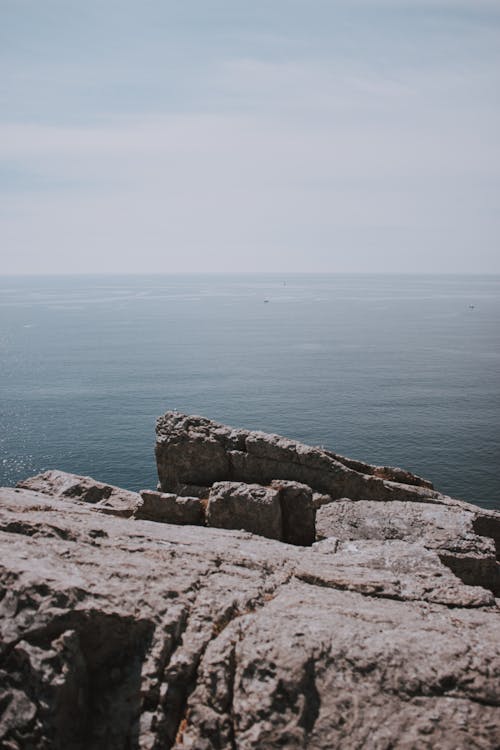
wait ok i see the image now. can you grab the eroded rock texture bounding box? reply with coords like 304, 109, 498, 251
1, 487, 500, 749
17, 470, 141, 518
2, 414, 500, 749
155, 412, 437, 503
316, 499, 500, 597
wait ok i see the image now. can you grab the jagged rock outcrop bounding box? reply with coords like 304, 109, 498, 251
155, 412, 441, 504
2, 414, 500, 749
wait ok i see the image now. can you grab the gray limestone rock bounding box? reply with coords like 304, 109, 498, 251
3, 412, 500, 749
207, 482, 283, 541
155, 412, 446, 505
1, 485, 499, 749
155, 413, 231, 490
297, 538, 494, 608
320, 448, 434, 488
136, 490, 205, 526
205, 480, 315, 546
181, 581, 500, 750
316, 499, 500, 596
16, 469, 141, 517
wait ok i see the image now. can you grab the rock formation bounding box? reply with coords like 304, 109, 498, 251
155, 413, 437, 504
1, 412, 500, 749
17, 470, 141, 518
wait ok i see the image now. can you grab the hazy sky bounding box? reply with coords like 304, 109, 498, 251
1, 0, 499, 273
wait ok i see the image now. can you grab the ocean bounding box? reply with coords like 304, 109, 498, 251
1, 274, 499, 510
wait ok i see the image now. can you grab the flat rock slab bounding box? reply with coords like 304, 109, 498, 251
297, 538, 494, 608
1, 486, 500, 749
17, 470, 141, 517
316, 498, 486, 549
317, 499, 500, 595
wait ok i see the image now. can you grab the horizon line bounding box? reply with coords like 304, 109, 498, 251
1, 271, 500, 278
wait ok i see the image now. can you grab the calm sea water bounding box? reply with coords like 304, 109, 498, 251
1, 274, 499, 510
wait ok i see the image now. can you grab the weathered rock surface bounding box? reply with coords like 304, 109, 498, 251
1, 486, 500, 749
155, 412, 445, 505
317, 499, 500, 596
206, 480, 316, 546
2, 414, 500, 749
17, 470, 141, 518
207, 482, 283, 541
137, 490, 205, 526
319, 448, 434, 488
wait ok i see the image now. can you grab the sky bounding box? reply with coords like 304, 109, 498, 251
1, 0, 500, 274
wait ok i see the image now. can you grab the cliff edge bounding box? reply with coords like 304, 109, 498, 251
1, 413, 500, 749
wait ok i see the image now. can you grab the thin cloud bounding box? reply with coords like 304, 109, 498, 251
1, 1, 499, 273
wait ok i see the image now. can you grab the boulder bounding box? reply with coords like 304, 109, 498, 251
207, 482, 283, 541
205, 480, 316, 546
136, 490, 205, 525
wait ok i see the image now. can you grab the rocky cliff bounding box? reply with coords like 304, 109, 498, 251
1, 413, 500, 749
